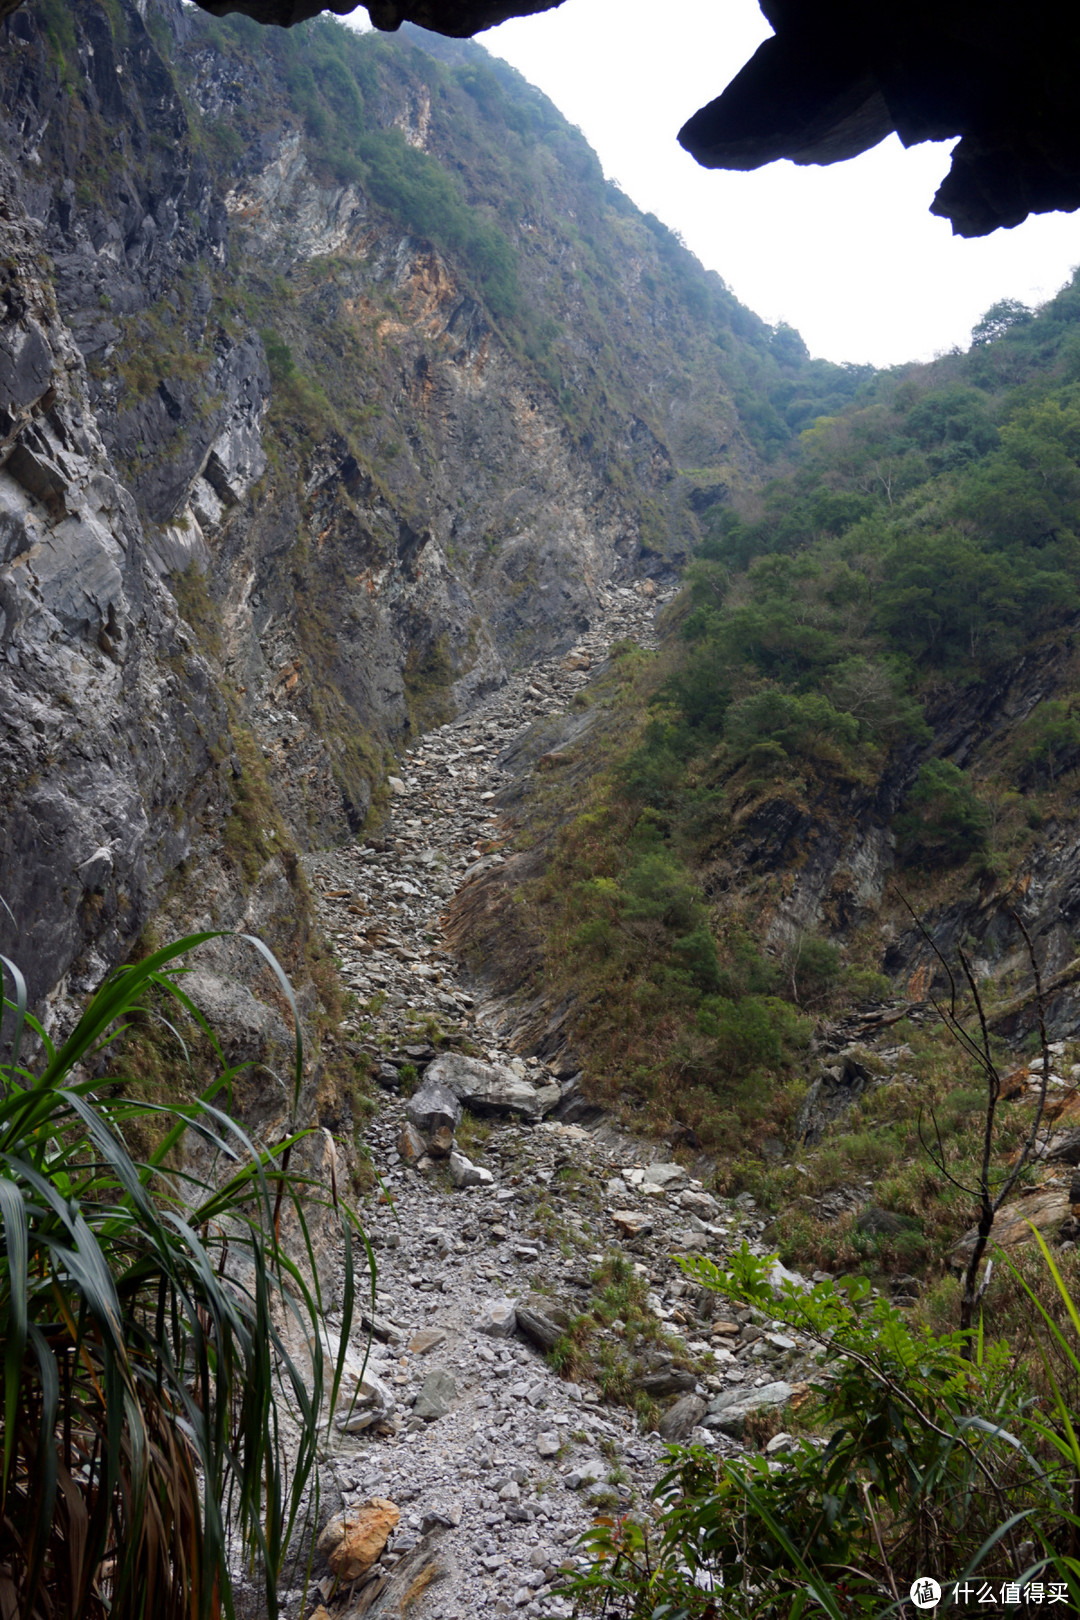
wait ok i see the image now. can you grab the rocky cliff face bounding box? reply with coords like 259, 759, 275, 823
0, 0, 830, 1022
0, 153, 235, 1012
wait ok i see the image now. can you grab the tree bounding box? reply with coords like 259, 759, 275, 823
1015, 699, 1080, 782
895, 758, 990, 867
899, 901, 1053, 1351
971, 299, 1035, 346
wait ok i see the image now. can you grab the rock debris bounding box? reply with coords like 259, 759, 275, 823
297, 581, 817, 1620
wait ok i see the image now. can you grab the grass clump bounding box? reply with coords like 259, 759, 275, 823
546, 1253, 702, 1409
0, 933, 365, 1620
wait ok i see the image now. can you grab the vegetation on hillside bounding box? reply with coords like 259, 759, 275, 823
570, 1241, 1080, 1616
187, 9, 873, 479
513, 274, 1080, 1264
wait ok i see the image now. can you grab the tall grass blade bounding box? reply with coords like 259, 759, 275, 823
1, 953, 28, 1075
0, 929, 366, 1619
0, 1173, 27, 1501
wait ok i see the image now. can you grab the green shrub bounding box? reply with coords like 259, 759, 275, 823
260, 327, 296, 383
621, 848, 700, 931
1014, 698, 1080, 782
672, 924, 721, 991
696, 994, 807, 1077
724, 687, 860, 765
895, 758, 991, 867
568, 1243, 1080, 1617
787, 933, 841, 1005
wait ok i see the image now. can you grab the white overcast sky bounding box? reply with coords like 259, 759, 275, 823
350, 0, 1080, 368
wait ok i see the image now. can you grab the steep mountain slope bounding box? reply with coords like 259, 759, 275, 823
446, 278, 1080, 1269
0, 0, 864, 1018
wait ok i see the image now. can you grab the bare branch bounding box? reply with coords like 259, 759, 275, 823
894, 886, 960, 1020
917, 1105, 979, 1197
992, 911, 1052, 1215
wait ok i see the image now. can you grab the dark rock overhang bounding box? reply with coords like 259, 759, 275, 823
677, 0, 1080, 239
193, 0, 565, 36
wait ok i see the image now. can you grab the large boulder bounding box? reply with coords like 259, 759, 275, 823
448, 1149, 493, 1187
516, 1304, 563, 1351
351, 1525, 457, 1619
551, 1073, 607, 1126
705, 1381, 795, 1437
678, 1188, 720, 1219
425, 1051, 545, 1118
641, 1161, 689, 1193
659, 1393, 707, 1441
1038, 1126, 1080, 1166
636, 1367, 696, 1398
950, 1187, 1074, 1269
406, 1079, 463, 1135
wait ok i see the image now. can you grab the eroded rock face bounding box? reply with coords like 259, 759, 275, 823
677, 0, 1080, 239
0, 161, 234, 1011
54, 0, 1073, 241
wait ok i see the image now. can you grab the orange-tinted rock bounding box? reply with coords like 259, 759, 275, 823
428, 1123, 455, 1158
950, 1187, 1072, 1268
317, 1498, 400, 1580
398, 1122, 425, 1163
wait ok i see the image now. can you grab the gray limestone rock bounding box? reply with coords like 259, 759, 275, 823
678, 1189, 720, 1219
515, 1305, 563, 1351
636, 1367, 696, 1398
448, 1149, 494, 1187
705, 1381, 795, 1437
425, 1051, 542, 1118
550, 1074, 607, 1126
641, 1162, 690, 1192
350, 1528, 456, 1619
413, 1368, 457, 1422
476, 1298, 517, 1338
563, 1458, 605, 1491
1039, 1126, 1080, 1165
407, 1082, 463, 1136
336, 1368, 397, 1434
658, 1393, 707, 1441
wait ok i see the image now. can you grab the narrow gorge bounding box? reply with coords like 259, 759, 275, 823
4, 0, 1080, 1614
